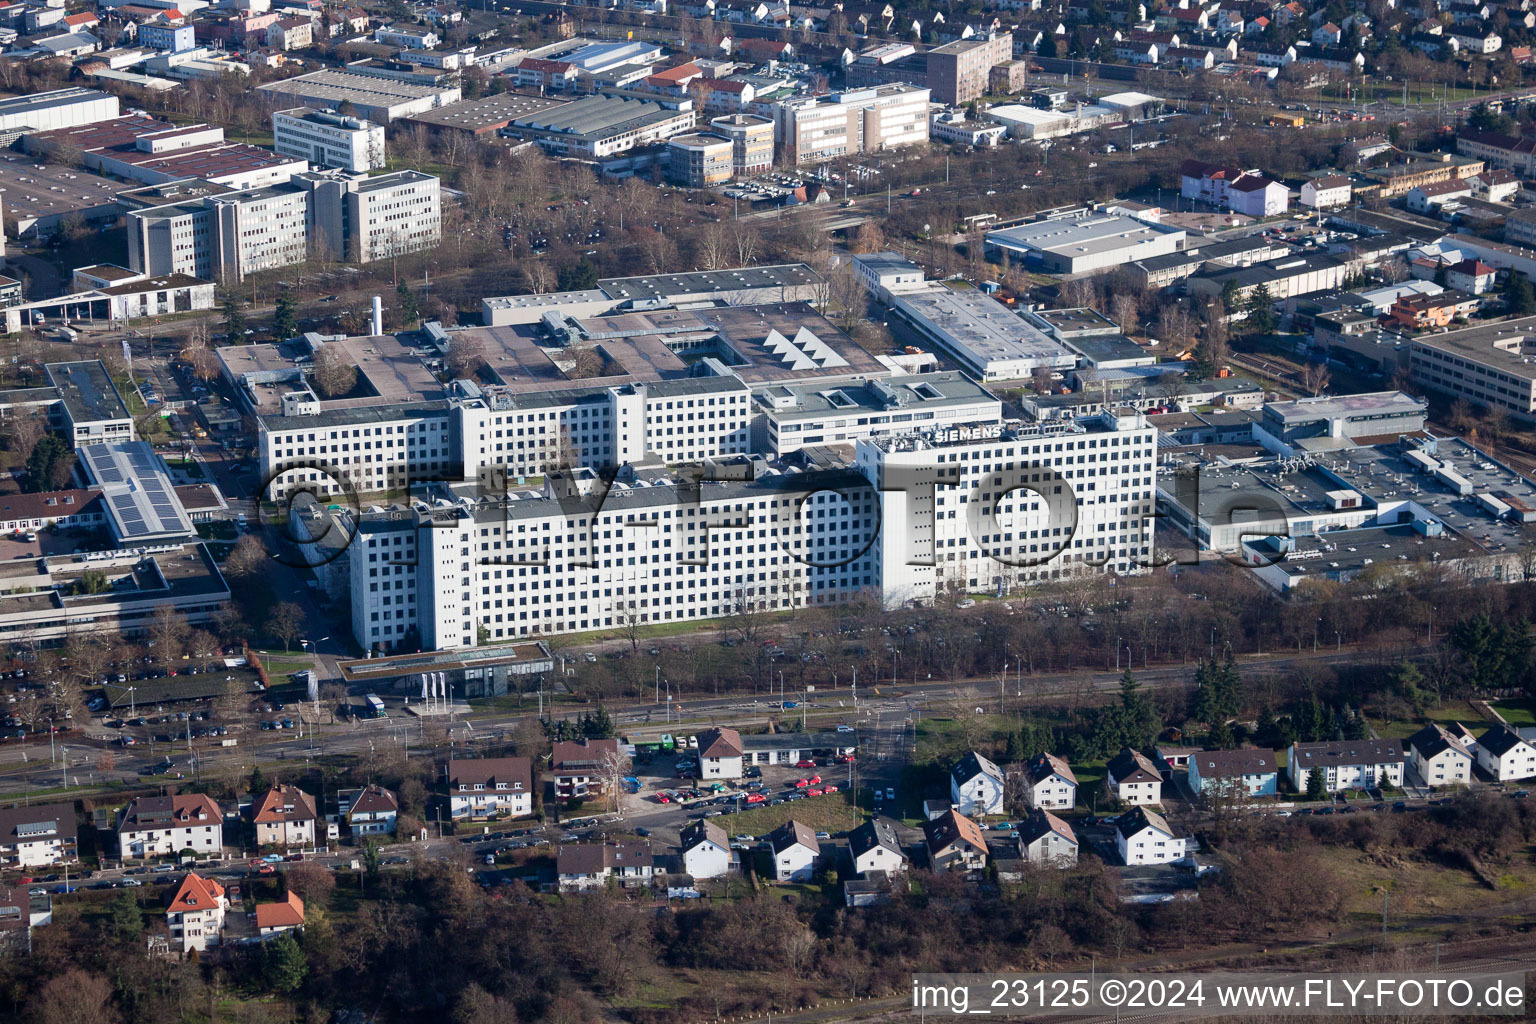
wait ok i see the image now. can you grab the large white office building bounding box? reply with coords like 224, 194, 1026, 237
772, 85, 930, 164
273, 107, 386, 173
127, 169, 440, 280
336, 409, 1157, 650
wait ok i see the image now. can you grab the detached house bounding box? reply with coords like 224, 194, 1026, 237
1476, 726, 1536, 781
1228, 174, 1289, 217
848, 816, 907, 876
1445, 259, 1497, 295
1301, 174, 1352, 210
342, 785, 398, 836
255, 891, 305, 938
1115, 806, 1188, 865
694, 727, 745, 779
118, 794, 223, 860
1023, 752, 1078, 810
557, 840, 654, 891
1106, 747, 1163, 806
1017, 808, 1077, 867
249, 784, 319, 849
680, 819, 731, 879
165, 872, 227, 953
923, 809, 988, 873
1181, 159, 1245, 205
949, 750, 1005, 817
1407, 724, 1474, 788
0, 803, 77, 869
1187, 748, 1279, 798
1287, 739, 1404, 793
551, 738, 624, 801
447, 757, 532, 820
768, 819, 820, 881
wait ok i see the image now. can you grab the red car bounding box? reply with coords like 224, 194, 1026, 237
793, 778, 809, 788
822, 784, 839, 794
655, 793, 671, 803
795, 759, 816, 768
807, 775, 822, 786
745, 793, 766, 804
837, 754, 856, 763
807, 787, 824, 797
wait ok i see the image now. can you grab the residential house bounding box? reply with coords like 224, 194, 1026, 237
695, 727, 745, 779
1312, 21, 1342, 45
1228, 174, 1289, 217
342, 785, 398, 836
63, 11, 99, 32
1475, 725, 1536, 781
923, 809, 988, 873
0, 803, 77, 869
1022, 752, 1078, 810
1382, 289, 1481, 330
118, 794, 223, 860
551, 738, 624, 801
1186, 748, 1279, 798
1448, 25, 1502, 53
1301, 174, 1352, 210
1106, 747, 1164, 805
1445, 259, 1497, 294
1016, 808, 1077, 867
848, 816, 907, 876
768, 819, 820, 881
255, 891, 305, 938
165, 872, 227, 953
1469, 168, 1520, 202
949, 750, 1005, 817
1287, 739, 1405, 793
447, 757, 532, 820
1181, 159, 1245, 206
266, 16, 313, 50
1245, 43, 1298, 66
1114, 806, 1188, 865
249, 784, 319, 848
679, 819, 731, 879
1407, 724, 1475, 787
557, 840, 654, 891
1406, 179, 1472, 214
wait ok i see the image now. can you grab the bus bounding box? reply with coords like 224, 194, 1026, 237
364, 694, 387, 719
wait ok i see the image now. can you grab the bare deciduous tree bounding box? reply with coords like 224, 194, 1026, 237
311, 344, 358, 398
446, 333, 488, 380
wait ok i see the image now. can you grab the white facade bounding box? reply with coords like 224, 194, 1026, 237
859, 411, 1158, 610
260, 406, 453, 504
1228, 178, 1289, 217
375, 25, 438, 48
949, 752, 1005, 817
681, 832, 731, 879
1288, 741, 1405, 793
117, 796, 224, 859
1115, 819, 1186, 865
1412, 745, 1472, 787
1025, 774, 1076, 811
773, 840, 817, 881
274, 107, 385, 172
772, 85, 929, 164
1300, 177, 1351, 210
1477, 728, 1536, 781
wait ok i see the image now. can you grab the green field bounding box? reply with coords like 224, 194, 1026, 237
1493, 699, 1536, 727
713, 790, 868, 836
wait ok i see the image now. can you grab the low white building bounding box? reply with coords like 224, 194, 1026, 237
949, 751, 1005, 817
1476, 726, 1536, 781
342, 785, 398, 835
1407, 724, 1474, 788
1106, 747, 1163, 806
1228, 174, 1289, 217
1300, 174, 1352, 210
1287, 739, 1405, 793
680, 819, 731, 879
1023, 752, 1078, 810
768, 819, 820, 882
1114, 806, 1187, 866
117, 795, 224, 860
557, 840, 654, 892
447, 757, 533, 820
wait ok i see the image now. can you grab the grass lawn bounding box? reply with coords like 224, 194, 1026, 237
1308, 842, 1536, 929
714, 790, 867, 836
1493, 699, 1536, 727
252, 652, 314, 677
914, 714, 1018, 763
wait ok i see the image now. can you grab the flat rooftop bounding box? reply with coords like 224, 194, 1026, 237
46, 360, 129, 425
402, 91, 563, 132
0, 151, 123, 224
892, 286, 1076, 367
599, 264, 820, 301
1409, 315, 1536, 380
337, 641, 553, 682
1263, 391, 1426, 425
756, 371, 998, 421
258, 70, 459, 109
988, 214, 1183, 258
228, 333, 447, 419
0, 86, 111, 118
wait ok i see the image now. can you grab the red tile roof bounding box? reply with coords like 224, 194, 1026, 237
255, 890, 305, 930
167, 871, 224, 914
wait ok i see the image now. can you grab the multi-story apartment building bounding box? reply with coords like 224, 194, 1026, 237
117, 795, 224, 859
447, 757, 533, 819
249, 784, 318, 848
208, 182, 313, 279
0, 804, 77, 868
845, 34, 1012, 104
166, 872, 227, 953
274, 107, 386, 172
772, 85, 930, 164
